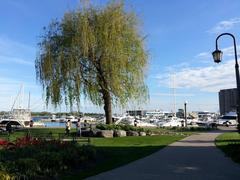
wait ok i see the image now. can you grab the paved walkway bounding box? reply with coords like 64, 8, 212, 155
87, 129, 240, 180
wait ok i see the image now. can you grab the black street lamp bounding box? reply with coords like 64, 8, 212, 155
212, 33, 240, 127
184, 101, 187, 127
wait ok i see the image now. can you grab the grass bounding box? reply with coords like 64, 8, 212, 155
216, 132, 240, 163
0, 128, 75, 141
0, 127, 208, 179
62, 135, 185, 179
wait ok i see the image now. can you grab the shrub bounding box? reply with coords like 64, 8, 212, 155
0, 171, 15, 180
14, 158, 41, 178
96, 124, 145, 132
0, 139, 96, 179
237, 124, 240, 133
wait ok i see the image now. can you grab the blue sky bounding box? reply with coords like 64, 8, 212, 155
1, 0, 240, 113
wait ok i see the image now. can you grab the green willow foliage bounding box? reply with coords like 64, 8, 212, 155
36, 1, 148, 113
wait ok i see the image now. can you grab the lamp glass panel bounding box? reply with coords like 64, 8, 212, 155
212, 50, 222, 63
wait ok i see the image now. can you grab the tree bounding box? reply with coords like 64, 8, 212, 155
35, 1, 148, 124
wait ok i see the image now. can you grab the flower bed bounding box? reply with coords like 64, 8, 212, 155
0, 139, 8, 147
0, 135, 96, 179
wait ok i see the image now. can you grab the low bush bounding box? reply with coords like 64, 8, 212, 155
96, 124, 144, 132
169, 126, 212, 131
0, 171, 15, 179
0, 136, 96, 179
237, 124, 240, 133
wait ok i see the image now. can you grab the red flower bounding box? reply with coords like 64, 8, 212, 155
0, 139, 9, 146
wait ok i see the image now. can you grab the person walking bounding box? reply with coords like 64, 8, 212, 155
65, 120, 71, 135
6, 123, 12, 134
76, 119, 81, 137
134, 119, 138, 127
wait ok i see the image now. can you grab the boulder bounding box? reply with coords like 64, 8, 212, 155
97, 130, 114, 138
90, 129, 100, 137
114, 130, 127, 137
146, 131, 152, 136
126, 131, 139, 136
139, 132, 146, 136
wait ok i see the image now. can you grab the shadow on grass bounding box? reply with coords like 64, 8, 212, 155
63, 144, 240, 180
61, 145, 166, 180
216, 139, 240, 143
217, 143, 240, 164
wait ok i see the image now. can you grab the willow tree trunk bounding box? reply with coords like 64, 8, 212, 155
103, 90, 112, 124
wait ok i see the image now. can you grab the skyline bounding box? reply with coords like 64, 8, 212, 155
1, 0, 240, 113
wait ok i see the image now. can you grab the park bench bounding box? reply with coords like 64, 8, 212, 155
58, 132, 90, 144
27, 131, 53, 141
0, 131, 10, 141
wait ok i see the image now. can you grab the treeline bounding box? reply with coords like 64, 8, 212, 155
0, 111, 103, 117
31, 112, 104, 117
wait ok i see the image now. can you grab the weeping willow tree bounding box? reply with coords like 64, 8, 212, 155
36, 1, 148, 124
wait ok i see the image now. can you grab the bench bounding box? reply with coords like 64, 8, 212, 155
0, 131, 10, 141
27, 131, 53, 141
58, 132, 90, 144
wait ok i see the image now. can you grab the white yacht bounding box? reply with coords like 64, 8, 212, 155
218, 112, 237, 126
0, 108, 31, 128
157, 116, 184, 127
113, 114, 157, 127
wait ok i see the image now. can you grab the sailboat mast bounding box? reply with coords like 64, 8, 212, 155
172, 73, 176, 117
28, 92, 31, 110
11, 85, 23, 111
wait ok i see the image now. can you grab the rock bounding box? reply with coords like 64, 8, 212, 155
126, 131, 139, 136
90, 129, 99, 137
139, 132, 146, 136
97, 130, 114, 138
146, 131, 152, 136
114, 130, 126, 137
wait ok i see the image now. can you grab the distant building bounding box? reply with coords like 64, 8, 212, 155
219, 88, 238, 115
146, 110, 165, 117
126, 110, 147, 117
176, 109, 184, 118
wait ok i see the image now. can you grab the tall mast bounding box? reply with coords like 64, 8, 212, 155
11, 84, 23, 111
28, 92, 31, 110
171, 73, 176, 117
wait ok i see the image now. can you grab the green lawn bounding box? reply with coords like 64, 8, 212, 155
62, 135, 185, 179
0, 128, 195, 179
0, 128, 74, 141
216, 132, 240, 163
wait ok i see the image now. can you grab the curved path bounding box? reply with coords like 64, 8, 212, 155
87, 128, 240, 180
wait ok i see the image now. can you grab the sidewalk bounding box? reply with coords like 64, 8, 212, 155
86, 130, 240, 180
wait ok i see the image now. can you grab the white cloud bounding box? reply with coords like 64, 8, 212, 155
195, 52, 211, 60
0, 36, 35, 58
195, 45, 240, 63
0, 55, 33, 66
156, 60, 236, 92
0, 36, 35, 67
165, 62, 190, 72
208, 18, 240, 33
0, 36, 38, 110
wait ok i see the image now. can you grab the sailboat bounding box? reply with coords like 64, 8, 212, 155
0, 85, 44, 128
157, 73, 185, 127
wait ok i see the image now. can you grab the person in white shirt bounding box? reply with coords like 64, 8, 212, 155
65, 120, 71, 135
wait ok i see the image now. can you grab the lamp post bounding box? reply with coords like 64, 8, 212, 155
212, 33, 240, 126
184, 101, 187, 127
